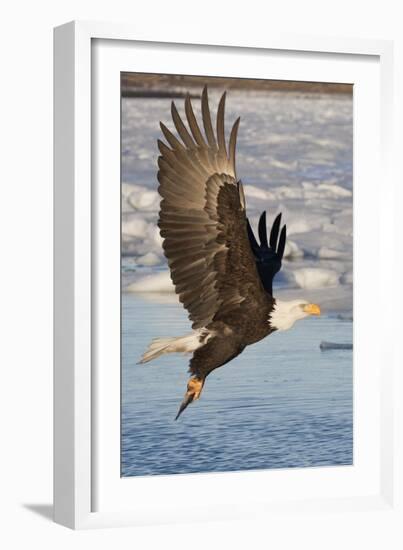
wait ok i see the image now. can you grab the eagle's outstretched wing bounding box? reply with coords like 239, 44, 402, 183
158, 87, 267, 329
246, 211, 287, 296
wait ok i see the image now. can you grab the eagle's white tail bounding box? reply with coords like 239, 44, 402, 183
139, 331, 207, 364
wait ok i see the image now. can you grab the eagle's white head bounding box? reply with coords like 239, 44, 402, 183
270, 299, 321, 331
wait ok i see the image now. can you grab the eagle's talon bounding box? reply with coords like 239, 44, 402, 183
175, 377, 204, 420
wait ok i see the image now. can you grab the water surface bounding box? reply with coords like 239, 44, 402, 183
121, 293, 353, 477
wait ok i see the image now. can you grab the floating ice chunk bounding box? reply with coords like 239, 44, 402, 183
284, 240, 304, 259
128, 189, 159, 211
287, 219, 313, 235
293, 267, 339, 289
148, 225, 164, 248
320, 341, 353, 351
126, 271, 174, 293
291, 227, 353, 262
286, 213, 329, 235
301, 181, 315, 190
122, 214, 149, 238
136, 252, 161, 266
244, 185, 274, 200
271, 158, 298, 171
122, 182, 160, 212
317, 183, 352, 198
318, 247, 345, 259
244, 182, 350, 203
271, 186, 303, 199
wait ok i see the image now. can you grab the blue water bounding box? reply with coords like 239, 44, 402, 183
121, 293, 353, 477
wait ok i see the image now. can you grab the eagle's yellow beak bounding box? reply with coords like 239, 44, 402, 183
303, 303, 321, 316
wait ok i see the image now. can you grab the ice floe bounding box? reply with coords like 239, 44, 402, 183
121, 90, 353, 313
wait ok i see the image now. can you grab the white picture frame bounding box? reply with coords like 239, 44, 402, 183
54, 20, 399, 530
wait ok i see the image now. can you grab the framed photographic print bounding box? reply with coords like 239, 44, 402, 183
54, 21, 398, 530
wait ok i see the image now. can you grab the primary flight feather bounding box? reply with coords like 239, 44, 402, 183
140, 86, 321, 419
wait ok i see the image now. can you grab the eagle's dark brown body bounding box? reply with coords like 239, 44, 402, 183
190, 313, 275, 381
185, 180, 276, 380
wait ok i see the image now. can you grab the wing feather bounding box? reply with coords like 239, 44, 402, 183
171, 102, 197, 150
158, 87, 266, 329
159, 122, 186, 152
228, 117, 240, 175
201, 86, 218, 150
216, 92, 228, 163
247, 211, 287, 296
185, 94, 207, 147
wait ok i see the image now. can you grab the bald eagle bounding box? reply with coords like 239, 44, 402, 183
140, 87, 321, 419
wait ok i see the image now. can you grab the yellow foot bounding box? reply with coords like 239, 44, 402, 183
175, 377, 204, 420
187, 377, 203, 400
